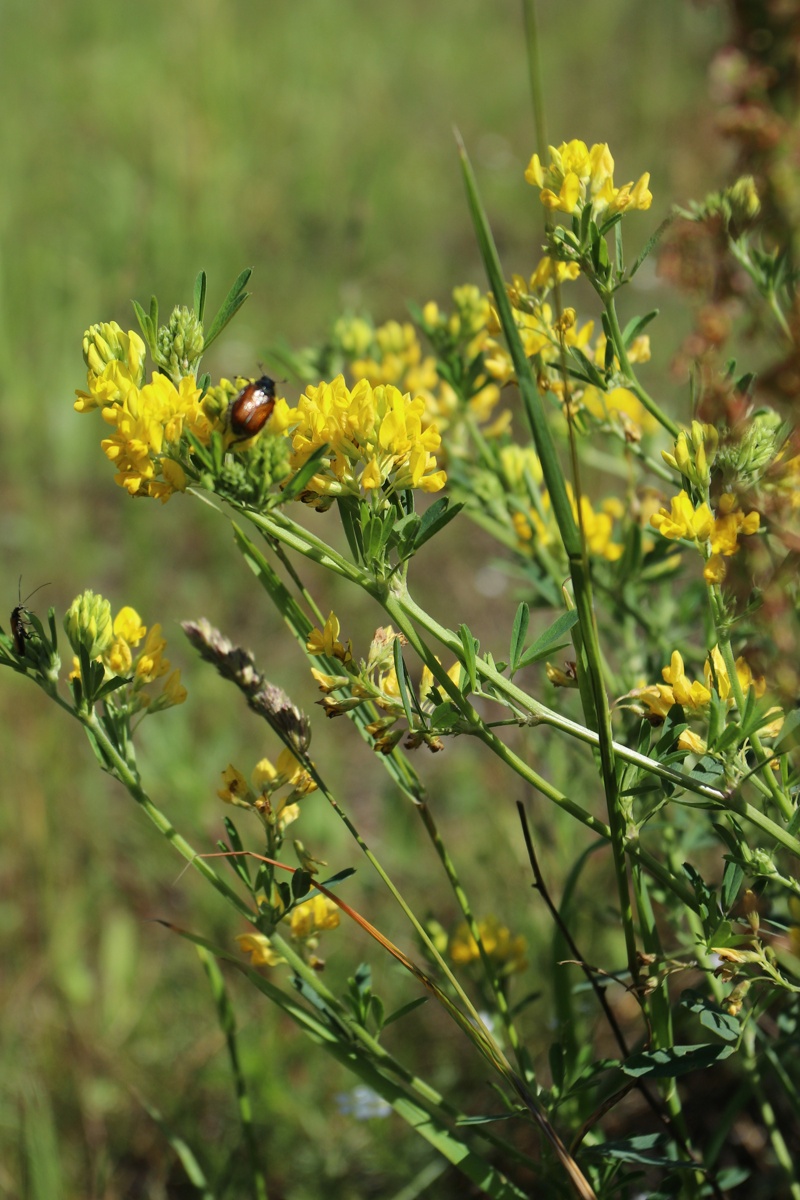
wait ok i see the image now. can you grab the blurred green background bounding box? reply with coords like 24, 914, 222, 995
0, 1, 731, 1196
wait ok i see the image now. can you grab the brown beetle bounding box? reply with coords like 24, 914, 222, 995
228, 374, 276, 440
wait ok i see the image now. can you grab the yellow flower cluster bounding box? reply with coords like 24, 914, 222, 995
633, 646, 770, 752
580, 333, 658, 438
236, 895, 340, 969
650, 490, 760, 583
449, 916, 527, 975
482, 265, 657, 439
510, 474, 625, 563
336, 288, 506, 440
66, 598, 186, 711
218, 748, 316, 829
525, 140, 652, 218
273, 374, 446, 502
75, 321, 215, 502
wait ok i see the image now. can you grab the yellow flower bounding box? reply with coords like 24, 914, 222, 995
661, 651, 711, 711
289, 895, 340, 940
306, 612, 353, 663
710, 495, 760, 557
525, 141, 652, 219
703, 554, 727, 584
113, 606, 146, 646
449, 917, 527, 974
704, 646, 765, 702
75, 322, 146, 413
546, 662, 579, 688
280, 375, 446, 500
581, 385, 659, 437
573, 490, 624, 562
158, 669, 187, 708
134, 623, 170, 683
99, 373, 211, 501
528, 256, 581, 292
677, 729, 707, 754
632, 682, 677, 719
218, 764, 252, 807
236, 933, 285, 967
650, 491, 714, 544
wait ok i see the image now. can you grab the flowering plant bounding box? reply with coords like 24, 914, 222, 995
5, 34, 800, 1200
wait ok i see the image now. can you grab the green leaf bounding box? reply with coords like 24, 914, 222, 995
516, 609, 579, 671
622, 1043, 734, 1079
337, 496, 365, 566
720, 859, 743, 912
292, 869, 312, 899
193, 270, 207, 323
458, 624, 478, 694
278, 443, 331, 504
203, 267, 253, 351
628, 216, 673, 281
621, 310, 658, 347
86, 672, 128, 703
369, 993, 385, 1031
772, 707, 800, 754
509, 602, 529, 671
457, 136, 580, 557
567, 345, 606, 388
414, 497, 464, 551
131, 298, 154, 345
223, 817, 251, 886
319, 867, 357, 889
680, 991, 741, 1043
383, 995, 428, 1027
393, 636, 418, 727
689, 754, 725, 786
135, 1092, 216, 1199
583, 1132, 693, 1169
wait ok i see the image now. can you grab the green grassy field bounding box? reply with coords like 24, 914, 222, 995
0, 2, 732, 1196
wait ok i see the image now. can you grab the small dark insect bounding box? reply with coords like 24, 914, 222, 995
228, 374, 276, 440
11, 578, 49, 656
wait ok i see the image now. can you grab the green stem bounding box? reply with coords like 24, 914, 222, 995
522, 0, 547, 155
82, 711, 255, 920
394, 585, 727, 804
414, 799, 528, 1075
567, 547, 639, 990
601, 292, 679, 438
230, 505, 800, 859
197, 948, 268, 1200
708, 586, 794, 822
743, 1025, 800, 1200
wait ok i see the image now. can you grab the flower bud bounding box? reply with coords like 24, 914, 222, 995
63, 590, 114, 659
727, 176, 760, 224
156, 306, 204, 378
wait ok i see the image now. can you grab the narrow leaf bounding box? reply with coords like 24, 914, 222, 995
203, 267, 253, 350
622, 1043, 734, 1079
393, 636, 418, 727
629, 216, 673, 281
278, 443, 331, 503
509, 602, 530, 671
516, 609, 579, 670
383, 995, 429, 1027
458, 623, 478, 694
193, 270, 207, 322
457, 136, 581, 557
414, 497, 464, 551
621, 310, 658, 347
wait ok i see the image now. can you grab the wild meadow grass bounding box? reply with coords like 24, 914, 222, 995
7, 2, 800, 1198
